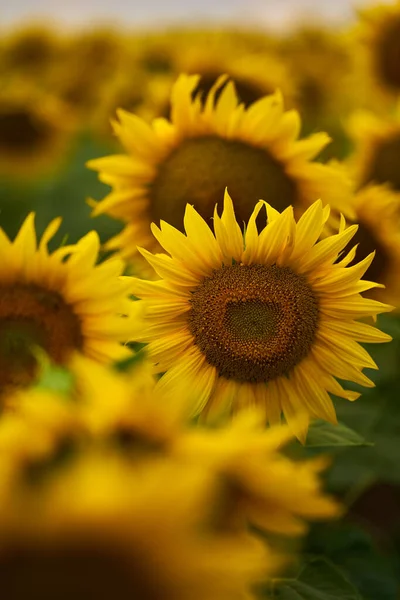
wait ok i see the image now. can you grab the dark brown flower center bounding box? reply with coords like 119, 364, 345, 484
0, 284, 83, 392
375, 17, 400, 90
149, 136, 298, 230
364, 133, 400, 192
192, 73, 269, 108
188, 264, 319, 383
0, 109, 51, 154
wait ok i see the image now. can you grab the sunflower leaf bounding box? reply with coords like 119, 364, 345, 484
272, 557, 364, 600
35, 363, 75, 396
305, 421, 373, 448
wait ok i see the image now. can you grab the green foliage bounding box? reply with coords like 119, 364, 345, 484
271, 557, 363, 600
305, 421, 373, 448
34, 361, 75, 396
306, 523, 399, 600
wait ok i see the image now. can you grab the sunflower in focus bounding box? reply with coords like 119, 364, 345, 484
356, 1, 400, 98
0, 82, 74, 179
0, 213, 138, 397
343, 184, 400, 306
88, 74, 352, 267
129, 192, 392, 441
347, 105, 400, 193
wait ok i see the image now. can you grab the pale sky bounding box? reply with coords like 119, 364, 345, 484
0, 0, 391, 31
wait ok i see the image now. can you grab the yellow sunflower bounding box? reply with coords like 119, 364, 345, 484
356, 1, 400, 97
347, 105, 400, 192
129, 192, 392, 441
0, 24, 61, 78
88, 73, 353, 266
0, 213, 138, 396
0, 356, 339, 563
343, 184, 400, 306
0, 81, 74, 179
0, 452, 270, 600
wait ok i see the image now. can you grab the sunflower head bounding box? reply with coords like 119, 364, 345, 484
0, 447, 271, 600
88, 73, 352, 267
0, 24, 60, 77
129, 191, 392, 441
357, 2, 400, 94
347, 106, 400, 192
0, 82, 74, 178
0, 213, 138, 396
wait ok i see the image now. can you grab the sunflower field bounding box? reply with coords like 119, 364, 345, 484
1, 3, 400, 598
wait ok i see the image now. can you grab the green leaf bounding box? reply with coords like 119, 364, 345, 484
35, 364, 75, 395
305, 421, 373, 448
112, 347, 147, 373
274, 557, 363, 600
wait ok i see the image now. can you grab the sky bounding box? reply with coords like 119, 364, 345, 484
0, 0, 390, 31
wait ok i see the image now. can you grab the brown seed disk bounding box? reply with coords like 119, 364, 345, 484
0, 284, 83, 391
188, 264, 319, 383
149, 136, 298, 231
0, 109, 50, 154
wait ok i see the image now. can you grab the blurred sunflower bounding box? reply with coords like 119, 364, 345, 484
356, 1, 400, 97
0, 451, 270, 600
173, 40, 296, 110
173, 410, 339, 534
47, 28, 128, 121
343, 184, 400, 306
130, 192, 392, 440
0, 213, 138, 396
0, 82, 74, 179
3, 356, 339, 549
88, 74, 352, 266
347, 106, 400, 192
0, 24, 61, 79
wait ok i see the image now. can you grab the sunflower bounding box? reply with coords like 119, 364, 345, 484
0, 213, 138, 396
0, 81, 74, 179
347, 105, 400, 192
129, 192, 392, 441
0, 24, 61, 78
343, 184, 400, 306
88, 73, 353, 266
356, 1, 400, 97
0, 450, 270, 600
0, 356, 338, 567
46, 28, 128, 121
